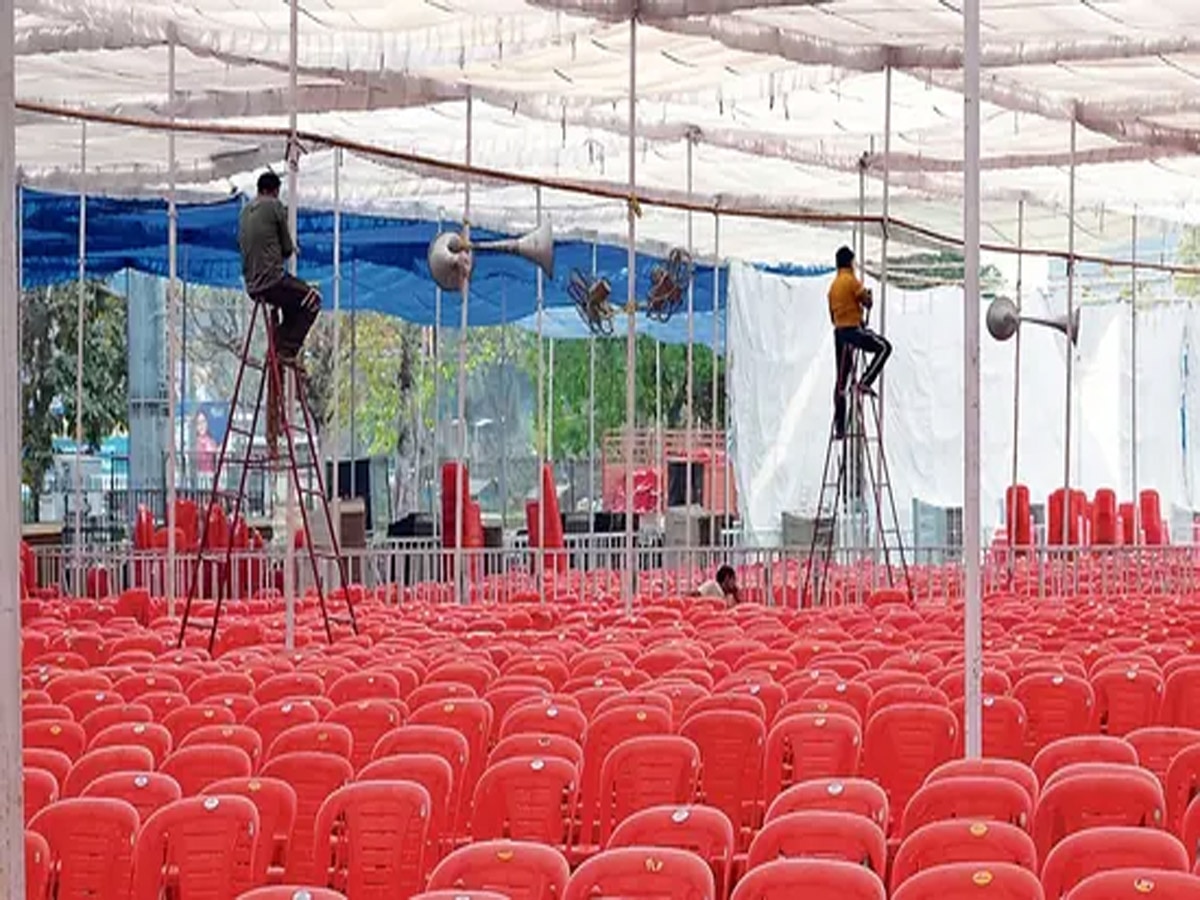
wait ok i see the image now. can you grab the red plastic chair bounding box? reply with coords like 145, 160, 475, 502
162, 703, 237, 745
472, 756, 578, 845
29, 797, 139, 899
315, 780, 431, 898
327, 670, 402, 706
577, 705, 673, 847
23, 748, 71, 792
260, 750, 354, 884
747, 810, 886, 873
765, 778, 889, 830
500, 702, 588, 743
890, 820, 1038, 892
254, 671, 326, 705
411, 698, 494, 828
1127, 727, 1200, 787
78, 703, 153, 742
763, 713, 861, 805
901, 775, 1034, 837
1092, 668, 1164, 736
60, 689, 125, 723
1032, 735, 1138, 784
203, 776, 298, 884
731, 858, 886, 900
63, 744, 156, 797
865, 684, 949, 721
1012, 673, 1096, 757
680, 709, 765, 846
180, 723, 264, 769
426, 839, 571, 900
1161, 667, 1200, 729
597, 735, 700, 846
490, 733, 584, 770
950, 696, 1028, 759
26, 830, 50, 900
801, 679, 872, 723
326, 699, 404, 772
371, 724, 470, 830
132, 794, 264, 898
413, 892, 507, 900
81, 771, 182, 822
22, 704, 73, 724
23, 768, 58, 824
611, 805, 733, 889
1178, 792, 1200, 865
1166, 743, 1200, 835
358, 753, 453, 859
236, 887, 347, 899
1040, 827, 1188, 898
244, 699, 322, 756
23, 719, 86, 761
187, 671, 256, 703
1065, 868, 1200, 898
925, 758, 1040, 807
87, 720, 173, 767
685, 693, 767, 724
265, 721, 353, 764
774, 697, 862, 730
161, 744, 254, 796
862, 704, 958, 834
563, 846, 715, 900
1032, 769, 1166, 860
892, 861, 1044, 899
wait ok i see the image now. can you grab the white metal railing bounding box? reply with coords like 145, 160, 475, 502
22, 537, 1200, 605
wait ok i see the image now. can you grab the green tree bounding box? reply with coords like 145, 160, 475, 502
20, 283, 128, 518
1178, 227, 1200, 297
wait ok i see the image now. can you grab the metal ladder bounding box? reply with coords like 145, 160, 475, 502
802, 351, 912, 607
177, 300, 358, 651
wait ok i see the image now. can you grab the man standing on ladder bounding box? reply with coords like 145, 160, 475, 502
829, 245, 891, 439
239, 171, 321, 370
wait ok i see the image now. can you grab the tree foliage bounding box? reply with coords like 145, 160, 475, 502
1178, 227, 1200, 298
20, 283, 128, 514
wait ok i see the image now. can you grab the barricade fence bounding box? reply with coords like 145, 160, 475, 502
26, 538, 1200, 605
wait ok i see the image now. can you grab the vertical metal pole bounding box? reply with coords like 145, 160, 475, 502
655, 331, 662, 519
1010, 200, 1025, 562
548, 338, 556, 461
684, 134, 695, 576
330, 147, 342, 541
535, 186, 546, 602
1062, 115, 1077, 549
499, 288, 508, 531
876, 66, 892, 567
711, 217, 721, 527
1, 0, 28, 886
165, 38, 178, 614
455, 92, 472, 604
622, 13, 639, 612
73, 122, 87, 589
963, 0, 984, 759
433, 211, 443, 538
588, 239, 598, 573
1131, 213, 1140, 543
282, 0, 299, 649
179, 264, 187, 486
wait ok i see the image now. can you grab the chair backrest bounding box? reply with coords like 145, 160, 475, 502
900, 775, 1033, 837
23, 767, 59, 824
607, 805, 736, 888
314, 780, 431, 899
265, 721, 353, 764
1040, 827, 1189, 899
489, 733, 584, 770
23, 719, 87, 761
765, 777, 889, 830
81, 771, 182, 823
891, 861, 1044, 900
180, 723, 264, 768
326, 699, 405, 772
925, 758, 1040, 808
1064, 868, 1200, 899
161, 744, 254, 796
244, 699, 322, 754
1031, 735, 1138, 784
746, 810, 886, 874
472, 756, 578, 845
23, 749, 71, 792
162, 703, 237, 745
87, 720, 173, 767
1126, 727, 1200, 787
890, 819, 1037, 893
563, 846, 715, 900
500, 702, 588, 743
730, 858, 886, 900
79, 703, 154, 742
1091, 668, 1164, 736
597, 735, 700, 846
26, 830, 50, 900
427, 838, 571, 900
253, 671, 326, 705
862, 704, 958, 833
1032, 770, 1166, 860
63, 744, 156, 797
260, 750, 354, 883
763, 713, 861, 805
358, 753, 454, 852
1012, 673, 1096, 756
865, 684, 949, 721
132, 794, 263, 899
29, 797, 139, 900
1166, 743, 1200, 834
680, 710, 766, 842
410, 698, 494, 827
203, 776, 299, 885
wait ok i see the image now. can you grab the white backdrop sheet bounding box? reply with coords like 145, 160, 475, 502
728, 261, 1200, 543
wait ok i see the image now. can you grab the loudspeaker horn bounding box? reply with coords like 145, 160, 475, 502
427, 221, 555, 292
986, 296, 1080, 346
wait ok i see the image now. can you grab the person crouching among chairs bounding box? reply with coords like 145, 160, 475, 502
828, 245, 891, 440
239, 171, 321, 370
695, 565, 739, 606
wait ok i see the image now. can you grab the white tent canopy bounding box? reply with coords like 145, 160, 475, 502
12, 0, 1200, 264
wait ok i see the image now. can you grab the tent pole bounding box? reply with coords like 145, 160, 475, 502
165, 36, 178, 614
588, 237, 597, 577
499, 288, 507, 533
963, 0, 984, 759
535, 185, 546, 603
455, 91, 473, 605
73, 122, 87, 594
684, 131, 695, 582
283, 0, 299, 649
711, 216, 721, 538
622, 12, 639, 614
330, 147, 342, 544
548, 338, 556, 463
876, 64, 892, 573
1, 0, 28, 887
1008, 199, 1025, 580
433, 210, 443, 533
1131, 212, 1139, 543
655, 329, 662, 526
1062, 115, 1077, 550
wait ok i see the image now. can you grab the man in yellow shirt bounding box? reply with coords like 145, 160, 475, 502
828, 245, 891, 439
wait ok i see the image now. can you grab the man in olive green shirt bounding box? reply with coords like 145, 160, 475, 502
238, 171, 320, 365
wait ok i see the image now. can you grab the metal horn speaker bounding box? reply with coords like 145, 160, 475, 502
427, 221, 555, 292
986, 296, 1080, 346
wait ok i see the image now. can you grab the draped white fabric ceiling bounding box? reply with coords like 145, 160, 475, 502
14, 0, 1200, 265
